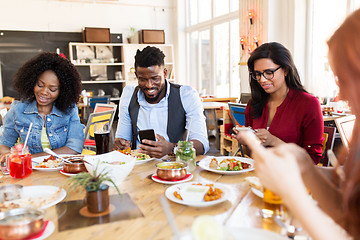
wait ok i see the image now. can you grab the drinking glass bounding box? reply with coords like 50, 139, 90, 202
7, 146, 32, 179
94, 122, 110, 155
175, 141, 196, 172
263, 188, 286, 219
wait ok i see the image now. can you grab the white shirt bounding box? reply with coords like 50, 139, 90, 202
115, 80, 209, 153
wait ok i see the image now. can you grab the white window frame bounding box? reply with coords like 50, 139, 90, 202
185, 0, 239, 96
305, 0, 360, 98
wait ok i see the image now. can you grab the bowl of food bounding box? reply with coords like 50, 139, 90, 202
0, 208, 45, 240
84, 151, 136, 186
63, 156, 87, 173
155, 162, 187, 180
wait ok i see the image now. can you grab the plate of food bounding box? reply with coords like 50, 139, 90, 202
165, 182, 230, 207
32, 155, 64, 171
0, 185, 66, 212
198, 156, 254, 175
117, 148, 153, 165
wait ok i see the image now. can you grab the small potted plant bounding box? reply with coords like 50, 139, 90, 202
127, 27, 136, 43
67, 163, 121, 213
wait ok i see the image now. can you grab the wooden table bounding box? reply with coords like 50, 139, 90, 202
202, 97, 238, 103
202, 102, 228, 110
0, 156, 298, 239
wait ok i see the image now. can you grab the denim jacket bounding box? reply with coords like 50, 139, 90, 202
0, 100, 85, 154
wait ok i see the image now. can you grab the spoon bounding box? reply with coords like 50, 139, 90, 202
259, 209, 302, 238
44, 148, 73, 164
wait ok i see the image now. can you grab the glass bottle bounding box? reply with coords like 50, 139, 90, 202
175, 141, 196, 172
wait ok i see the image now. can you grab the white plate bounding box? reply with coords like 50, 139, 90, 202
152, 173, 193, 184
136, 157, 156, 165
59, 169, 78, 177
251, 187, 264, 198
22, 185, 66, 209
32, 155, 68, 171
165, 182, 229, 207
198, 156, 254, 175
228, 227, 288, 240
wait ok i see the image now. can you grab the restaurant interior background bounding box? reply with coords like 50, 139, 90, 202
1, 0, 360, 101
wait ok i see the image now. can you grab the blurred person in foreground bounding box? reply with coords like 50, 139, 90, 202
113, 46, 209, 158
238, 9, 360, 240
0, 52, 85, 160
232, 42, 323, 163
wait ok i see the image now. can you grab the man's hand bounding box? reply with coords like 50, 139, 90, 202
113, 138, 131, 150
138, 134, 175, 158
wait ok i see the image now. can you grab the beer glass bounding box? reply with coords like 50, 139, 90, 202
94, 122, 110, 155
263, 188, 286, 219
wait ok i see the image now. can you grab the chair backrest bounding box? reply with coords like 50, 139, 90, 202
321, 126, 336, 166
239, 93, 251, 104
228, 102, 247, 127
335, 115, 356, 149
84, 109, 116, 142
93, 103, 117, 113
88, 95, 111, 110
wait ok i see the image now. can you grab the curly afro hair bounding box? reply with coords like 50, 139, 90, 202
134, 46, 165, 68
13, 52, 82, 113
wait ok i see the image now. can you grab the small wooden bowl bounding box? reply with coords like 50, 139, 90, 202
155, 162, 187, 180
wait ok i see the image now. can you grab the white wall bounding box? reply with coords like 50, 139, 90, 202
266, 0, 308, 86
0, 0, 175, 42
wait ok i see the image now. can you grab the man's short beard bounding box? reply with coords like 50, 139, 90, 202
145, 92, 161, 103
142, 83, 166, 104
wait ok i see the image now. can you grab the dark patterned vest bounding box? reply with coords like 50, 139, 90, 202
128, 83, 186, 149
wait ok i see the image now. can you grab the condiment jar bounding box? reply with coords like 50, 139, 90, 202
175, 141, 196, 172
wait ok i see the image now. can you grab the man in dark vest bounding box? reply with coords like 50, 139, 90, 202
113, 46, 209, 158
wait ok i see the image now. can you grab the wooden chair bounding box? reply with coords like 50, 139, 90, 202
93, 103, 117, 113
228, 102, 246, 127
83, 109, 116, 150
335, 115, 356, 149
319, 126, 336, 166
83, 95, 111, 121
227, 103, 247, 156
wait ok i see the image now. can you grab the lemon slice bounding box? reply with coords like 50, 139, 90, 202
191, 215, 224, 240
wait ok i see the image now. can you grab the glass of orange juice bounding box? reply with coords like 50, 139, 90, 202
263, 188, 286, 219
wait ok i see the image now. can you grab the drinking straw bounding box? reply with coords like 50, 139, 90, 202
22, 122, 33, 155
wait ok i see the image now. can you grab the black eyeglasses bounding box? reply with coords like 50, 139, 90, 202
250, 66, 282, 81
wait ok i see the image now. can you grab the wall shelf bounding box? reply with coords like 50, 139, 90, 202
69, 42, 176, 97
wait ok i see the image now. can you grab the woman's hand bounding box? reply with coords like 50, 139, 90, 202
0, 145, 11, 165
231, 127, 247, 145
239, 130, 304, 199
254, 128, 283, 147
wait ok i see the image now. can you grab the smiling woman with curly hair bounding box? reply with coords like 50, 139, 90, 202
0, 52, 85, 158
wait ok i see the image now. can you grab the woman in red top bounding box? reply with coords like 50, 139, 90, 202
233, 42, 323, 163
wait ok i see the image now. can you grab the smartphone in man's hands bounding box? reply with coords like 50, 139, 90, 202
138, 129, 156, 146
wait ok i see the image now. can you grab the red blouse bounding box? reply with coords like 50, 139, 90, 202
245, 89, 324, 164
